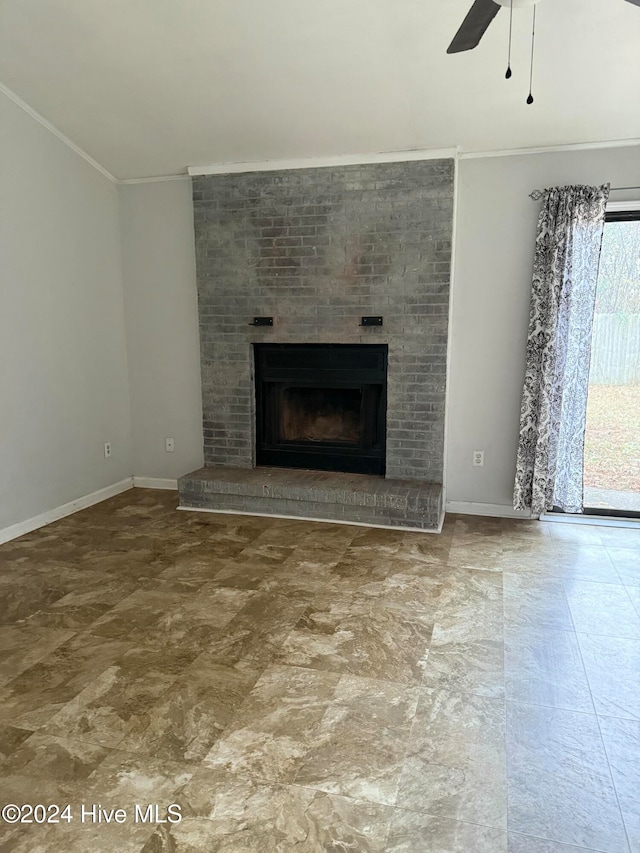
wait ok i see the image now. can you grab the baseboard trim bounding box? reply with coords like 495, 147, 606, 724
133, 477, 178, 490
446, 501, 534, 520
0, 478, 133, 545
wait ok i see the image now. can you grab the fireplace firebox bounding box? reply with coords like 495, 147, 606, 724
254, 344, 387, 475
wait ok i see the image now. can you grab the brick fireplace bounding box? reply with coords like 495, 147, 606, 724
178, 158, 454, 530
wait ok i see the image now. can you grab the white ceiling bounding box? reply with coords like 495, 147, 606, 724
1, 0, 639, 180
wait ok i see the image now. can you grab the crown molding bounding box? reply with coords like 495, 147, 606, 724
187, 148, 459, 177
0, 81, 118, 183
459, 137, 640, 160
119, 174, 190, 185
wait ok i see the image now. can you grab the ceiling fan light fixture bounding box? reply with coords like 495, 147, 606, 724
505, 0, 514, 79
527, 5, 537, 104
448, 0, 636, 103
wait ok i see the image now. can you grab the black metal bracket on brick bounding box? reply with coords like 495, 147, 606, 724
360, 316, 383, 327
249, 317, 274, 327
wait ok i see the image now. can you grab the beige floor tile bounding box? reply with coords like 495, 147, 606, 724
0, 724, 32, 766
167, 769, 393, 852
0, 572, 72, 625
203, 664, 340, 785
278, 596, 433, 683
507, 701, 628, 852
260, 548, 349, 597
153, 585, 255, 642
24, 577, 141, 629
422, 637, 504, 698
0, 749, 192, 852
599, 715, 640, 853
448, 538, 503, 571
117, 660, 261, 762
564, 580, 640, 638
397, 686, 507, 829
503, 573, 574, 632
86, 588, 190, 640
547, 524, 603, 546
0, 633, 129, 730
324, 546, 400, 593
293, 674, 419, 805
550, 545, 621, 583
0, 625, 75, 688
500, 537, 559, 570
387, 809, 508, 852
431, 574, 504, 644
193, 592, 308, 669
355, 572, 442, 615
0, 824, 152, 853
508, 834, 604, 852
596, 526, 640, 548
390, 531, 452, 568
41, 644, 193, 748
504, 627, 593, 712
0, 731, 110, 779
578, 632, 640, 721
504, 543, 621, 585
501, 519, 552, 541
451, 516, 503, 537
606, 546, 640, 588
628, 585, 640, 619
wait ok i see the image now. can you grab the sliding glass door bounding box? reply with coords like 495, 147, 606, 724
583, 210, 640, 515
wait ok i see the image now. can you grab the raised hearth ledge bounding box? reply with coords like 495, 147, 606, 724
178, 467, 444, 533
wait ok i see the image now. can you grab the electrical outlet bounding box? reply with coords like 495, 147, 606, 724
165, 437, 175, 453
473, 450, 484, 467
104, 442, 112, 459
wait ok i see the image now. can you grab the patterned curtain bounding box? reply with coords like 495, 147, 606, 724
513, 184, 610, 516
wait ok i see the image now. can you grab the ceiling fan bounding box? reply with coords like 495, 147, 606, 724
447, 0, 640, 55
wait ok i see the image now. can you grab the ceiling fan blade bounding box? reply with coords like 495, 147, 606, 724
624, 0, 640, 6
447, 0, 501, 54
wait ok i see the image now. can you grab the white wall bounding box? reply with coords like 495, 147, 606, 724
119, 181, 203, 481
446, 145, 640, 510
0, 91, 132, 531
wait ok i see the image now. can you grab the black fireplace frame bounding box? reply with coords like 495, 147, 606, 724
254, 343, 387, 475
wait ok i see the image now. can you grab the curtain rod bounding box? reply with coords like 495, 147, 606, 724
529, 185, 640, 200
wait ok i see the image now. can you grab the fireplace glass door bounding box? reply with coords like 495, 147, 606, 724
280, 387, 363, 444
254, 344, 387, 475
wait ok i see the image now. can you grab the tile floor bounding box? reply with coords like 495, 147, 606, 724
0, 489, 638, 852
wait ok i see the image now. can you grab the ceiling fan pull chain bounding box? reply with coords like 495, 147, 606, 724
527, 5, 536, 104
505, 0, 514, 78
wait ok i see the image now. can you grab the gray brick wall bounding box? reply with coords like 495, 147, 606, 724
192, 158, 454, 482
